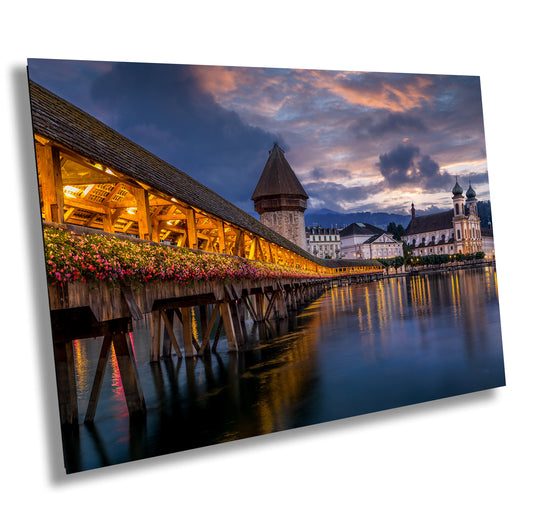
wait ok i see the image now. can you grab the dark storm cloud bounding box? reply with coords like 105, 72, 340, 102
29, 60, 284, 210
349, 112, 427, 139
378, 143, 452, 191
305, 167, 352, 181
305, 181, 380, 212
86, 62, 285, 209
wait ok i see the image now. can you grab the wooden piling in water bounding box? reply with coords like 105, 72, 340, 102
53, 340, 78, 426
48, 275, 359, 424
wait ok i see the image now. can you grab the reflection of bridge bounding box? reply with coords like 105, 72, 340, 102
29, 81, 383, 426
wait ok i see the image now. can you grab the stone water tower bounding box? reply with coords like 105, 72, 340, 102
252, 143, 308, 249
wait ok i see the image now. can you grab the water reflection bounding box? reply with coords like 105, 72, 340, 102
63, 267, 505, 473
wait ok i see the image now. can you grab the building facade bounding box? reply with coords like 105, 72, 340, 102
306, 226, 341, 258
402, 180, 483, 256
481, 226, 495, 260
340, 222, 403, 259
252, 143, 308, 249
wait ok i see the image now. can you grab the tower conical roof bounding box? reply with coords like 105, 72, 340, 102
252, 143, 308, 200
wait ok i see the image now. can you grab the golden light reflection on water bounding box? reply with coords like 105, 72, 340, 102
73, 339, 90, 395
65, 267, 502, 472
191, 308, 199, 343
365, 286, 372, 333
251, 323, 319, 435
214, 271, 494, 438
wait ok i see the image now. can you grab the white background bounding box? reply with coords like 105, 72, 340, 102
2, 2, 532, 514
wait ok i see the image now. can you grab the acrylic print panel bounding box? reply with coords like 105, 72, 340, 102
27, 59, 506, 474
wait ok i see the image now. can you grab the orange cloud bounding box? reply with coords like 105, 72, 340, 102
305, 70, 434, 112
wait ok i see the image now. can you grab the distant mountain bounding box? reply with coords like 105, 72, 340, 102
305, 209, 411, 230
304, 201, 493, 230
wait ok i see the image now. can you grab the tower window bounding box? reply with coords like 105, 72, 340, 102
457, 229, 461, 240
455, 203, 459, 215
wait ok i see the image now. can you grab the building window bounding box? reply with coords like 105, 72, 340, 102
455, 203, 459, 215
457, 229, 461, 240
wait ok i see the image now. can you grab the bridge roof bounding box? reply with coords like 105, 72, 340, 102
28, 80, 381, 270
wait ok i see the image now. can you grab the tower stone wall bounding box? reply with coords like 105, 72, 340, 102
260, 209, 307, 250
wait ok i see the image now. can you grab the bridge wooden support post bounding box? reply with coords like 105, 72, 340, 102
180, 307, 197, 358
85, 330, 145, 423
295, 285, 303, 306
230, 300, 246, 346
242, 293, 259, 323
161, 309, 183, 359
275, 283, 288, 319
110, 331, 146, 417
288, 285, 298, 311
84, 335, 112, 423
254, 291, 265, 322
198, 302, 221, 355
53, 340, 78, 426
224, 286, 245, 347
263, 291, 278, 321
219, 301, 238, 351
150, 310, 162, 362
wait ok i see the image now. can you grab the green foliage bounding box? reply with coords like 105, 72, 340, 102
405, 251, 486, 268
387, 222, 405, 241
477, 200, 492, 228
378, 255, 405, 270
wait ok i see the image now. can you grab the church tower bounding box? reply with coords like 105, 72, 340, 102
452, 177, 466, 253
464, 180, 482, 253
465, 180, 478, 216
451, 177, 482, 254
252, 143, 308, 249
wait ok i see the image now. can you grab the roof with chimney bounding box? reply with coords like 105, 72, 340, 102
251, 143, 308, 200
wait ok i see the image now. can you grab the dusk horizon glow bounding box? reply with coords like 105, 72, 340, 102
28, 59, 490, 217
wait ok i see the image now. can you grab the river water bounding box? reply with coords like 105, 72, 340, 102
62, 266, 505, 473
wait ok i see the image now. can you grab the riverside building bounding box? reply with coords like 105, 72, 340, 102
340, 222, 403, 259
306, 226, 341, 258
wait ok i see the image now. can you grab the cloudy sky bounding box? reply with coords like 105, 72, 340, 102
27, 59, 490, 216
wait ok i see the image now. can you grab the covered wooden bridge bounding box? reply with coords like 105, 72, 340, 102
28, 80, 383, 425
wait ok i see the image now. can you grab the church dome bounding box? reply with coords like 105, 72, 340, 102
452, 179, 463, 196
466, 182, 476, 199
